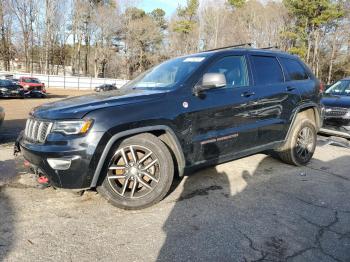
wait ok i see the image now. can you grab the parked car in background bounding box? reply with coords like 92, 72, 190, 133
94, 84, 117, 92
24, 89, 47, 98
17, 47, 322, 209
0, 106, 4, 128
320, 77, 350, 138
0, 79, 25, 98
0, 74, 14, 80
0, 74, 19, 84
19, 77, 46, 93
10, 78, 20, 85
18, 77, 46, 98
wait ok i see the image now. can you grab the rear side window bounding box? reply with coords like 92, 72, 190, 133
280, 57, 309, 81
250, 56, 284, 85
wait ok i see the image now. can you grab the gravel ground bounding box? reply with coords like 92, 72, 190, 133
0, 90, 350, 262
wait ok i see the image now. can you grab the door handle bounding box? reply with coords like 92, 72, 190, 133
241, 91, 255, 97
286, 86, 296, 91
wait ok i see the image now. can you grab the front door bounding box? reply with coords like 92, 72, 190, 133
187, 55, 259, 163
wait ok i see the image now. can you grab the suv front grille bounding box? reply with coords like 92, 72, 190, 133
24, 118, 52, 143
324, 107, 349, 118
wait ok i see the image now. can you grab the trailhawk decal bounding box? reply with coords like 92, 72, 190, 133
200, 133, 239, 145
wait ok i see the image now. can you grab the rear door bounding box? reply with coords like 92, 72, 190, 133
248, 54, 301, 146
279, 56, 315, 105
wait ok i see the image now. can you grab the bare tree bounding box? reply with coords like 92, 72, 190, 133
91, 4, 119, 77
0, 0, 12, 71
0, 0, 348, 83
10, 0, 37, 71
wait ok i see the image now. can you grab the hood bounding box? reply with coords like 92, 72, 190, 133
321, 94, 350, 108
23, 83, 44, 87
32, 88, 167, 120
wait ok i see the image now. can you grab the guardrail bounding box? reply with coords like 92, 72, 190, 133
0, 71, 129, 90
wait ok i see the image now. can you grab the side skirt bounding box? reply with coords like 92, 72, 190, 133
184, 141, 284, 174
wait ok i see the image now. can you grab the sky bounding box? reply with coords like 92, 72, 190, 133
137, 0, 273, 16
137, 0, 188, 16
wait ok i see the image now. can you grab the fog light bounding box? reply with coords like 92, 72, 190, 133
47, 158, 72, 170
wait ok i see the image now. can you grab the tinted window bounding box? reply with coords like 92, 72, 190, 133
251, 56, 284, 85
0, 80, 13, 86
325, 80, 350, 96
22, 78, 40, 83
280, 58, 309, 81
205, 56, 249, 88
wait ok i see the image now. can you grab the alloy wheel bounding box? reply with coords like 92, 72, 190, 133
107, 145, 160, 199
295, 126, 315, 161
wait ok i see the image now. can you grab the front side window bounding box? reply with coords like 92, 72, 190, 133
204, 56, 249, 88
280, 57, 309, 81
251, 55, 284, 85
325, 80, 350, 96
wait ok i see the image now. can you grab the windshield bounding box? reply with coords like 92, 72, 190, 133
124, 56, 208, 90
0, 80, 14, 86
22, 78, 40, 83
325, 80, 350, 96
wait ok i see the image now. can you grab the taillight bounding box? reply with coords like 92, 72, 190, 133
319, 82, 324, 93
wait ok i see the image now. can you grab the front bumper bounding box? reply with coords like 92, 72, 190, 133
19, 131, 106, 189
319, 118, 350, 139
319, 127, 350, 139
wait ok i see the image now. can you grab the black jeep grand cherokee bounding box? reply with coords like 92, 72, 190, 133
18, 48, 323, 209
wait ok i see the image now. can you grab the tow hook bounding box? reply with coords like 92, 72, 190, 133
25, 161, 51, 188
35, 169, 50, 188
37, 176, 49, 185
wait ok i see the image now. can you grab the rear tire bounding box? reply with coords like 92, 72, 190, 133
97, 133, 174, 209
277, 119, 317, 166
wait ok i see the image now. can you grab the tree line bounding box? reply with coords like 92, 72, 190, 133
0, 0, 349, 83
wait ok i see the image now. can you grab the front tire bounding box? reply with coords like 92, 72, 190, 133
278, 119, 317, 166
97, 133, 174, 209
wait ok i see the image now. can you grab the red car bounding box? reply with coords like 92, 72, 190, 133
18, 77, 46, 93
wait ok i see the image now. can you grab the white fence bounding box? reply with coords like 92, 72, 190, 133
0, 71, 129, 90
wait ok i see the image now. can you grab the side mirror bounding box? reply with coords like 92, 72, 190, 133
194, 73, 226, 95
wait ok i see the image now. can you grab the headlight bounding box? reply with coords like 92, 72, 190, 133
51, 119, 93, 135
345, 110, 350, 119
0, 88, 8, 92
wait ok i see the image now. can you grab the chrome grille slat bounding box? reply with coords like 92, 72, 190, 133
37, 122, 44, 142
325, 107, 348, 118
24, 120, 30, 137
32, 121, 39, 140
28, 119, 34, 139
24, 118, 52, 144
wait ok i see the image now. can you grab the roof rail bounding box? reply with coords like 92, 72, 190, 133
260, 45, 279, 50
201, 43, 253, 53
